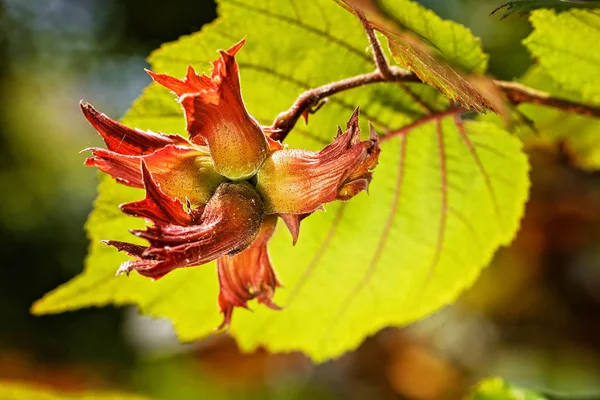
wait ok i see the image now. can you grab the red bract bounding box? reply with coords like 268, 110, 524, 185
147, 39, 269, 180
217, 215, 281, 329
82, 39, 381, 327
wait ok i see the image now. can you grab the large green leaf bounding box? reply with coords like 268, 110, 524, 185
466, 377, 547, 400
0, 381, 150, 400
516, 66, 600, 170
33, 0, 529, 361
524, 8, 600, 105
513, 9, 600, 170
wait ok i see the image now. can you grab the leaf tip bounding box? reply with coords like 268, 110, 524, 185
29, 299, 44, 316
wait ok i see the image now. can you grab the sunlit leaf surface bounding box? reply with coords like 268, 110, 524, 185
376, 26, 495, 113
524, 8, 600, 105
376, 0, 489, 73
516, 66, 600, 170
513, 9, 600, 170
33, 0, 529, 361
466, 377, 547, 400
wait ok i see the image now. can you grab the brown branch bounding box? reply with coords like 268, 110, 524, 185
267, 5, 416, 142
267, 71, 600, 142
268, 68, 418, 142
356, 10, 394, 79
494, 80, 600, 119
267, 6, 600, 143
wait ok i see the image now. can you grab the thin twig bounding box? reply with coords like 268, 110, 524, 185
267, 7, 600, 142
268, 69, 418, 141
356, 10, 394, 79
495, 80, 600, 118
268, 71, 600, 142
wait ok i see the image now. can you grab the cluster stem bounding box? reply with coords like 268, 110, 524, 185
268, 10, 600, 142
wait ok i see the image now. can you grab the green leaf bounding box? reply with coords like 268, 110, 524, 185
524, 8, 600, 105
351, 0, 495, 113
370, 0, 496, 113
375, 25, 495, 113
492, 0, 600, 19
375, 0, 489, 73
33, 0, 529, 361
518, 8, 600, 169
516, 66, 600, 170
466, 377, 547, 400
0, 381, 150, 400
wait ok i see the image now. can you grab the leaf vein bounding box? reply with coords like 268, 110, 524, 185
424, 119, 448, 286
283, 203, 348, 309
331, 132, 409, 324
456, 119, 502, 226
223, 0, 372, 63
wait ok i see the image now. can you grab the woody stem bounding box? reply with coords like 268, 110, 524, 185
267, 9, 600, 142
356, 9, 394, 80
268, 68, 600, 142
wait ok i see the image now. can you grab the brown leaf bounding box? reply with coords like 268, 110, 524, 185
375, 24, 496, 113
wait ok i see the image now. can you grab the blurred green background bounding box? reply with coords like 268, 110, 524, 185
1, 0, 599, 399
